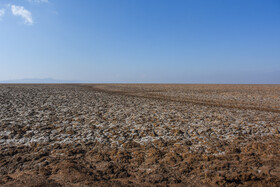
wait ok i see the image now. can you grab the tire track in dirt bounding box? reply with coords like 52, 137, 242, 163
86, 84, 280, 114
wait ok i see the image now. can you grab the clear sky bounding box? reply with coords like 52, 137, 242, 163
0, 0, 279, 83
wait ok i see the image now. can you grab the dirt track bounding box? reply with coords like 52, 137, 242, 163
0, 84, 279, 186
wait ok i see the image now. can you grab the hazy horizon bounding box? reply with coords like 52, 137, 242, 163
1, 0, 279, 84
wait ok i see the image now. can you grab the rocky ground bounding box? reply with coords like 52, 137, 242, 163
0, 84, 279, 186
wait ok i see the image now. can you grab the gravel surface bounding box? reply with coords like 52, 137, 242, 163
0, 84, 279, 186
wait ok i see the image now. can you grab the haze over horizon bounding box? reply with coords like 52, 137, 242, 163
0, 0, 279, 84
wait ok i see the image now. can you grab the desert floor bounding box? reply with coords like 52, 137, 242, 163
0, 84, 279, 186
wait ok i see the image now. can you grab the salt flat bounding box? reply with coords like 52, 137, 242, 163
0, 84, 279, 186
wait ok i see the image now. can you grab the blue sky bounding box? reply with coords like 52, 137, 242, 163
0, 0, 279, 83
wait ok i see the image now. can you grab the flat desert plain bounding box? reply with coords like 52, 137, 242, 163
0, 84, 279, 186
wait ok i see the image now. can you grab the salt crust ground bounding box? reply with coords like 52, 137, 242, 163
0, 84, 279, 186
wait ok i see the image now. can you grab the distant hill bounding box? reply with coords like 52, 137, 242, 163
0, 78, 89, 83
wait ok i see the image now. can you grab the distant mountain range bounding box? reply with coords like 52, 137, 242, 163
0, 78, 90, 83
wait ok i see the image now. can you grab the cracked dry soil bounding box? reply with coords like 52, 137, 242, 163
0, 84, 279, 186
